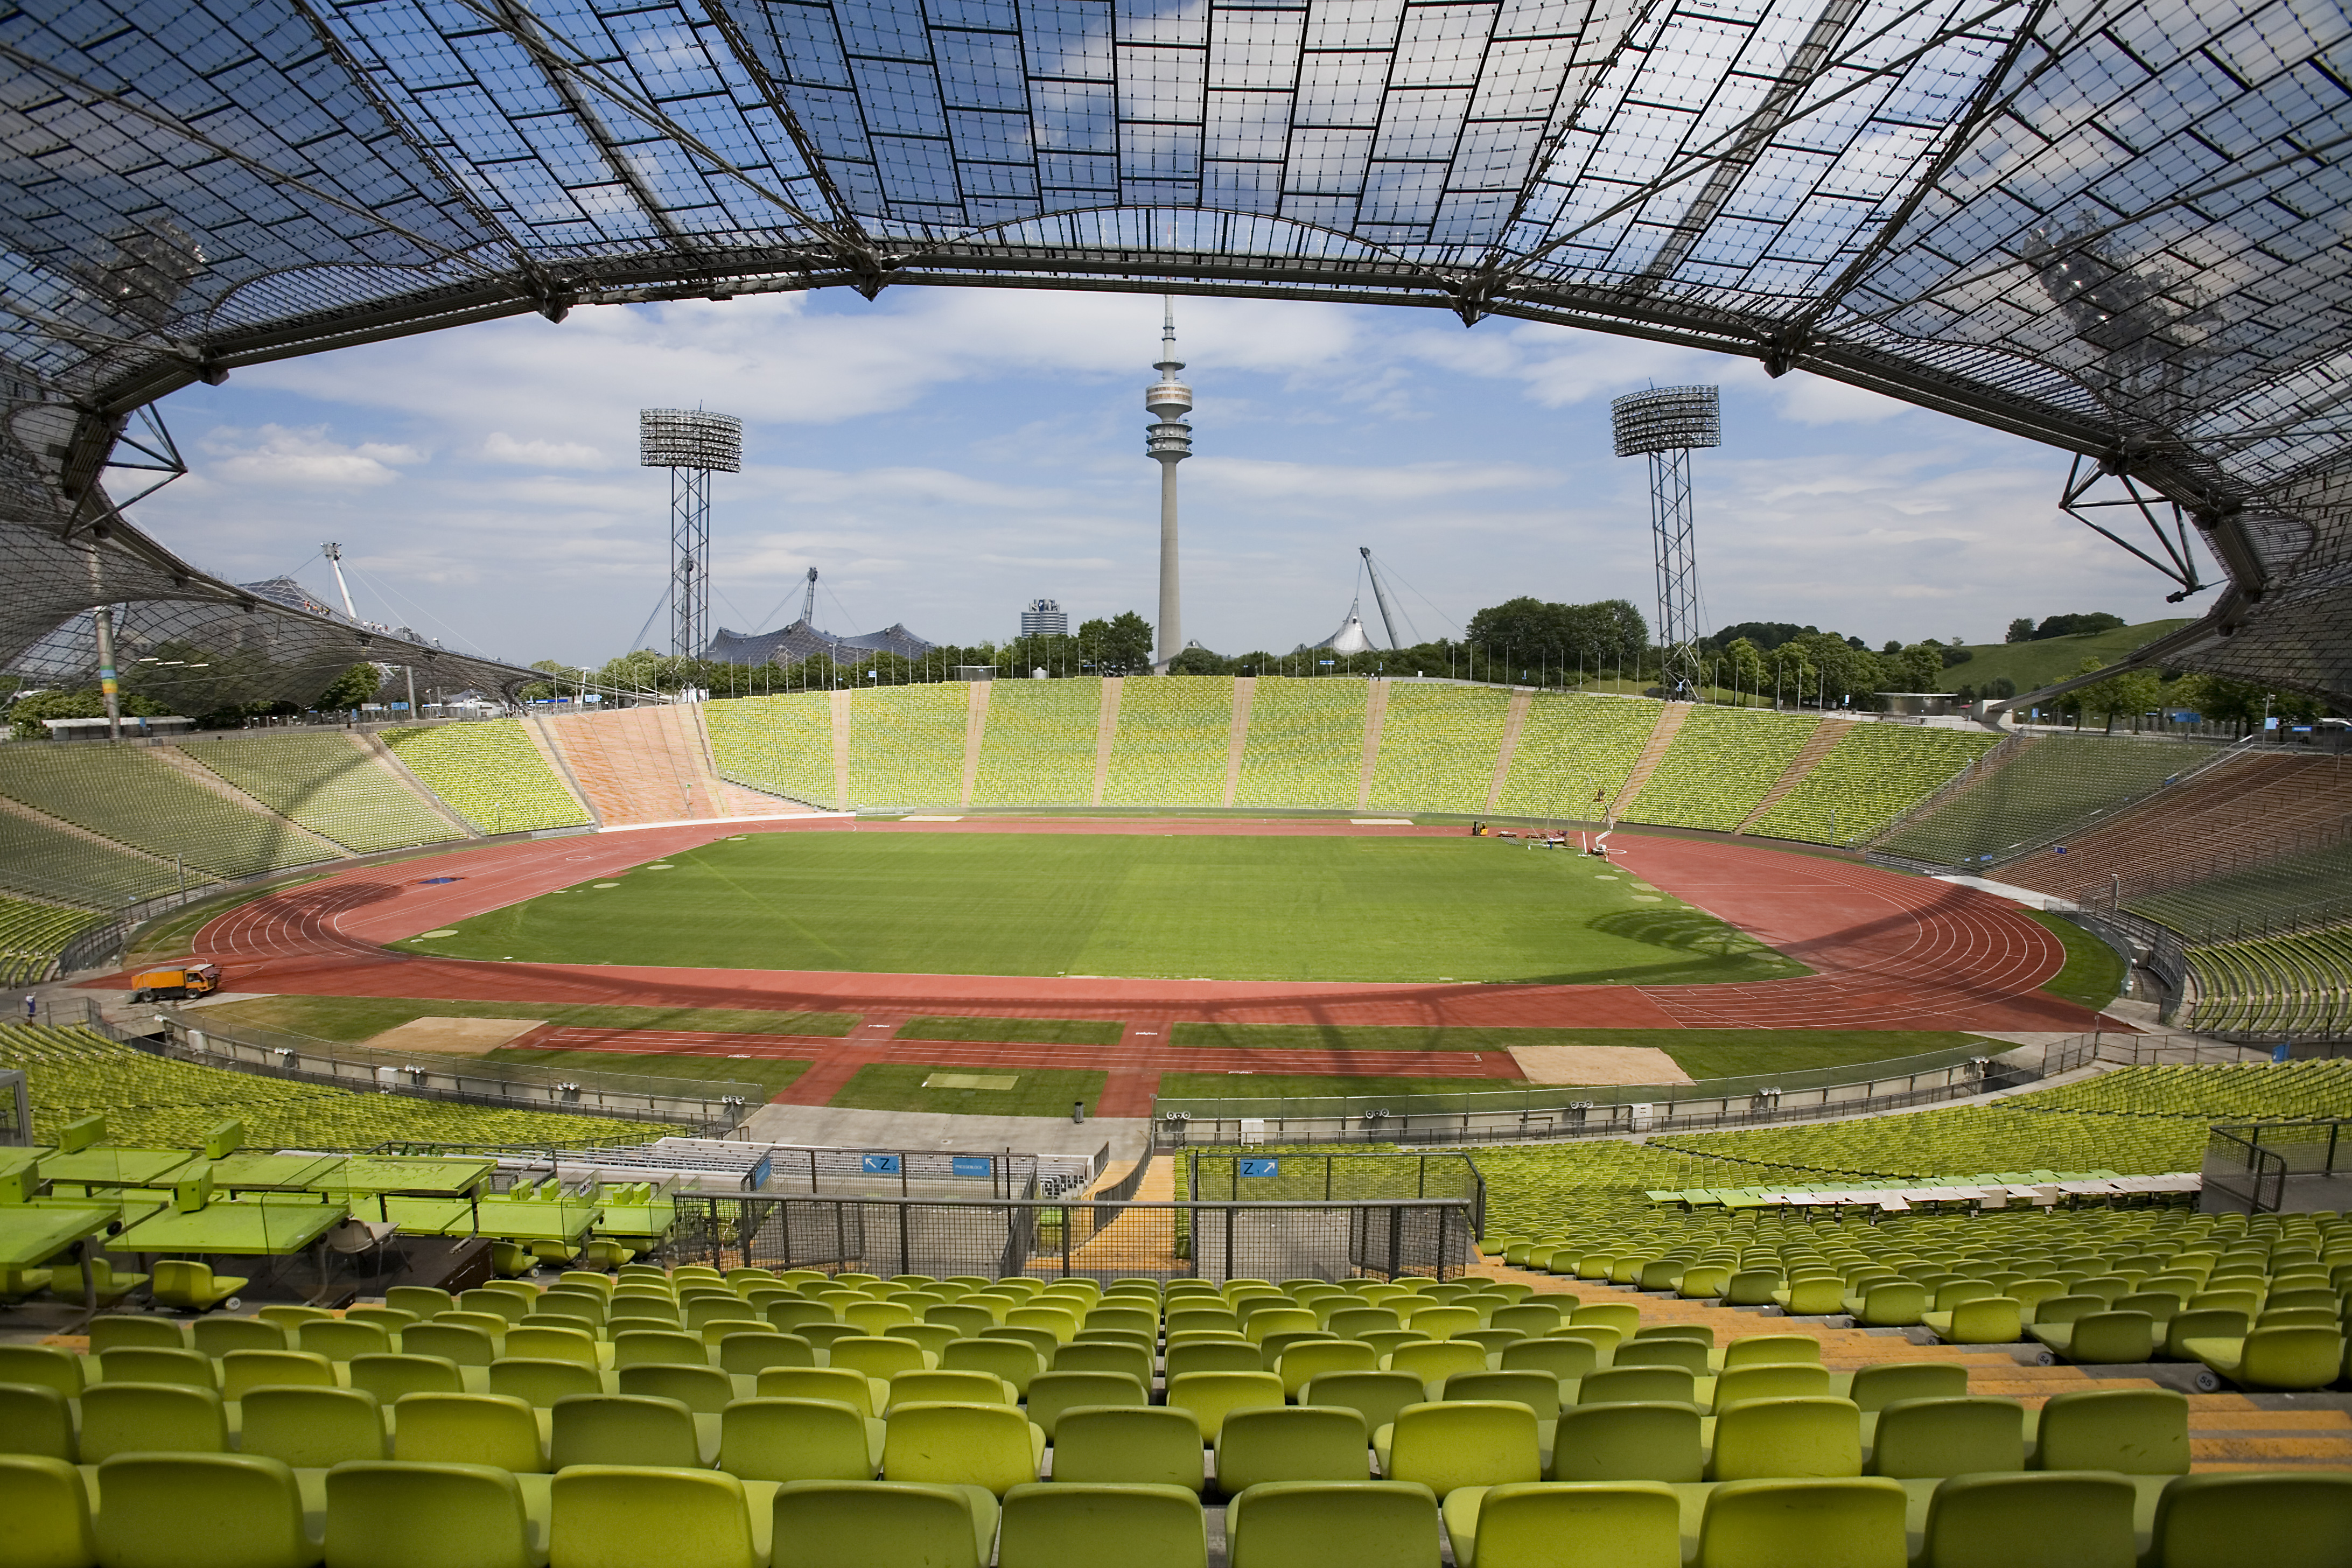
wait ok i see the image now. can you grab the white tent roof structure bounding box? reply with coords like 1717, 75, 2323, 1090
1304, 601, 1378, 656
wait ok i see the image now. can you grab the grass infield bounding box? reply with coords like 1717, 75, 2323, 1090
201, 995, 858, 1040
828, 1063, 1110, 1117
411, 833, 1807, 985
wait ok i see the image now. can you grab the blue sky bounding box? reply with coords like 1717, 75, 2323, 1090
127, 286, 2207, 669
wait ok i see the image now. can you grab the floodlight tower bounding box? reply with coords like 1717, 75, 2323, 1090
1144, 299, 1192, 673
639, 408, 743, 664
1610, 386, 1720, 698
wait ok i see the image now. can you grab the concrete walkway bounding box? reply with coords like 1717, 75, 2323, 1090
739, 1101, 1152, 1161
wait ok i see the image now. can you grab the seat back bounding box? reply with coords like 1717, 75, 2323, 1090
718, 1397, 879, 1483
1215, 1405, 1370, 1491
1695, 1476, 1908, 1568
400, 1323, 497, 1368
2034, 1388, 2189, 1474
1867, 1396, 2026, 1478
486, 1357, 601, 1408
1022, 1371, 1145, 1437
1707, 1397, 1862, 1481
1919, 1471, 2138, 1568
773, 1479, 991, 1568
719, 1332, 816, 1376
220, 1349, 338, 1402
613, 1328, 709, 1369
1579, 1366, 1697, 1406
1723, 1334, 1822, 1369
2238, 1325, 2351, 1391
1166, 1370, 1285, 1443
617, 1362, 736, 1415
2066, 1311, 2156, 1364
880, 1401, 1041, 1496
92, 1452, 312, 1568
0, 1384, 76, 1461
0, 1453, 97, 1566
1383, 1399, 1540, 1498
99, 1346, 215, 1390
547, 1467, 757, 1568
1496, 1336, 1595, 1381
550, 1392, 704, 1470
345, 1353, 464, 1403
0, 1345, 81, 1391
80, 1382, 232, 1476
191, 1317, 286, 1358
90, 1315, 187, 1353
940, 1336, 1046, 1396
758, 1366, 884, 1419
1224, 1478, 1440, 1568
391, 1392, 548, 1472
1296, 1370, 1427, 1437
1550, 1401, 1704, 1483
324, 1460, 534, 1568
1048, 1407, 1207, 1492
502, 1325, 598, 1368
1383, 1340, 1485, 1385
1612, 1338, 1709, 1375
888, 1370, 1013, 1410
1467, 1479, 1681, 1568
2148, 1472, 2352, 1568
1845, 1361, 1968, 1412
1440, 1370, 1562, 1422
239, 1385, 388, 1467
822, 1334, 921, 1380
1712, 1363, 1831, 1412
1274, 1339, 1377, 1398
1053, 1341, 1153, 1387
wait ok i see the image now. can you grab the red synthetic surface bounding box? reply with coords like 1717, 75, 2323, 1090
94, 816, 2114, 1116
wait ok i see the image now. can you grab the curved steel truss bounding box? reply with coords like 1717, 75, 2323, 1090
3, 0, 2349, 703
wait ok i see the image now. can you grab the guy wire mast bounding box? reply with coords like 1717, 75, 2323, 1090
1610, 386, 1720, 698
639, 408, 743, 667
1360, 546, 1403, 649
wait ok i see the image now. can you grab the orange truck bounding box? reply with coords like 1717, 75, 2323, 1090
129, 963, 221, 1003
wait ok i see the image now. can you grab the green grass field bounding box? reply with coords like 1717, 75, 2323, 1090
829, 1063, 1109, 1116
2022, 911, 2129, 1009
897, 1016, 1124, 1046
409, 834, 1808, 985
200, 995, 857, 1040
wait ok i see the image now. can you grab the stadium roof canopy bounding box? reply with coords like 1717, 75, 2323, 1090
3, 0, 2349, 704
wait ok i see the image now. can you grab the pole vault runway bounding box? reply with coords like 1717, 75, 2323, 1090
100, 818, 2111, 1053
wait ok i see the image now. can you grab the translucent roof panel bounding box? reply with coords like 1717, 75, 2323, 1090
2, 0, 2346, 704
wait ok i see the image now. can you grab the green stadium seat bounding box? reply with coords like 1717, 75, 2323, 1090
1046, 1408, 1205, 1492
549, 1466, 755, 1568
1694, 1477, 1907, 1568
2147, 1472, 2352, 1568
770, 1479, 1000, 1568
237, 1386, 388, 1467
93, 1452, 323, 1568
323, 1461, 538, 1568
1213, 1406, 1370, 1492
998, 1481, 1202, 1568
0, 1455, 96, 1568
1916, 1471, 2138, 1568
719, 1398, 885, 1482
393, 1392, 548, 1472
1442, 1480, 1682, 1568
550, 1394, 706, 1470
0, 1384, 76, 1462
880, 1402, 1045, 1496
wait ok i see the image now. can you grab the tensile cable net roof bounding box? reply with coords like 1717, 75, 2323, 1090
2, 0, 2347, 703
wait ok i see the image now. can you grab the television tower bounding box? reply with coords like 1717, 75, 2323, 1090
1144, 299, 1192, 672
1610, 386, 1719, 698
639, 408, 743, 663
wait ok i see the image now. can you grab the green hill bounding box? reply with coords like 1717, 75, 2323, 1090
1944, 619, 2193, 696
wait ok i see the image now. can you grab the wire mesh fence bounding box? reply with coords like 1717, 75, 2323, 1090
669, 1195, 1476, 1283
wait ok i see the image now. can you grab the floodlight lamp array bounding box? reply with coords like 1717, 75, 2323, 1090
639, 410, 743, 473
1611, 388, 1723, 458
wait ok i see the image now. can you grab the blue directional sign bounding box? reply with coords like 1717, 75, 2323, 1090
951, 1157, 992, 1178
1239, 1159, 1280, 1178
862, 1154, 901, 1174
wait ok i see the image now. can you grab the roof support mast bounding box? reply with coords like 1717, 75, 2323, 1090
801, 568, 817, 627
1360, 547, 1403, 650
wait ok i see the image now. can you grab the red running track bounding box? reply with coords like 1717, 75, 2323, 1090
94, 816, 2113, 1115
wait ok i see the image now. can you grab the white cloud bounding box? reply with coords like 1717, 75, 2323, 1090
199, 425, 421, 486
482, 432, 608, 467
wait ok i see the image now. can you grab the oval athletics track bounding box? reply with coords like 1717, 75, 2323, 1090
144, 817, 2115, 1116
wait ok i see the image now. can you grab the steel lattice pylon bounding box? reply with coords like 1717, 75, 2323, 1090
1612, 387, 1721, 700
639, 410, 742, 663
1646, 446, 1704, 698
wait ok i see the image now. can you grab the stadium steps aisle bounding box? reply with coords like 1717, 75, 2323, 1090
1091, 677, 1122, 807
1473, 1261, 2352, 1471
960, 680, 991, 807
360, 731, 484, 837
540, 705, 777, 825
1356, 678, 1390, 810
1484, 688, 1535, 812
1221, 676, 1255, 807
1736, 716, 1853, 832
148, 745, 346, 862
519, 713, 604, 824
1611, 702, 1688, 817
1996, 750, 2352, 902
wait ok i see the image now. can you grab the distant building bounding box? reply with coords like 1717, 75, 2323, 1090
704, 620, 935, 667
1021, 599, 1068, 638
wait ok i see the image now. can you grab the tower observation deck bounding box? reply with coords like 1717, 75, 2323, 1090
1145, 301, 1193, 675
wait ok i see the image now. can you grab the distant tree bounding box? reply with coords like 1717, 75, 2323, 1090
8, 687, 170, 740
2005, 617, 2036, 644
1721, 637, 1765, 704
1100, 612, 1156, 674
1891, 642, 1946, 692
1703, 621, 1815, 655
314, 662, 383, 712
2075, 663, 2163, 733
2031, 612, 2126, 640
